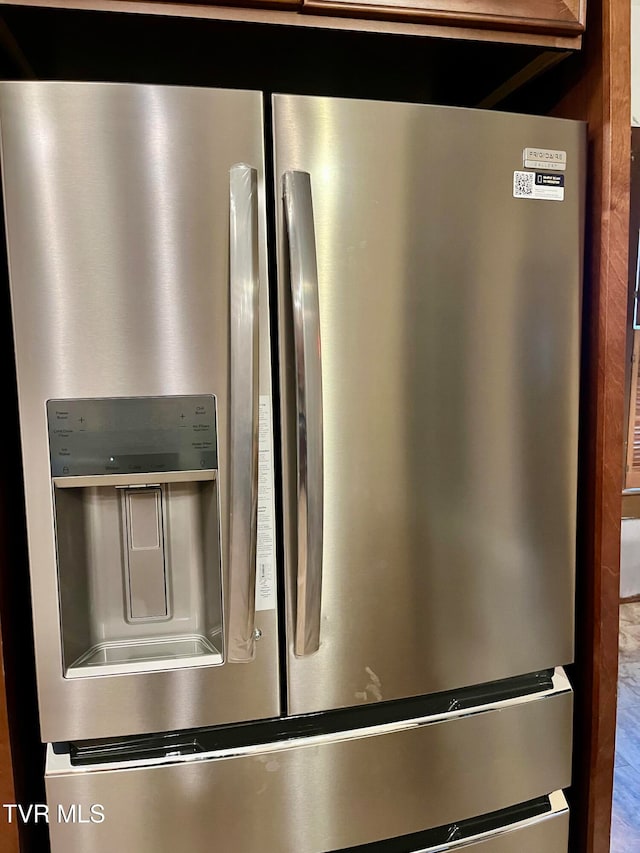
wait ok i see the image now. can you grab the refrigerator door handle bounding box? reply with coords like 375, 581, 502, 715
283, 171, 324, 657
228, 163, 260, 662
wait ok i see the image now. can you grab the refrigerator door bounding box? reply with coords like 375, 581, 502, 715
274, 94, 584, 715
0, 82, 279, 741
45, 669, 572, 853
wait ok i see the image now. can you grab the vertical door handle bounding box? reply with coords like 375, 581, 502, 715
228, 164, 260, 662
283, 171, 324, 657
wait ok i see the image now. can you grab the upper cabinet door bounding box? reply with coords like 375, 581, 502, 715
301, 0, 585, 37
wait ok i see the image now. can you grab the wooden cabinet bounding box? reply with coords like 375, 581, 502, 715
301, 0, 585, 37
0, 0, 587, 48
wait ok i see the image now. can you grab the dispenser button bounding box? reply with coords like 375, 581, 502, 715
124, 488, 168, 621
128, 490, 161, 550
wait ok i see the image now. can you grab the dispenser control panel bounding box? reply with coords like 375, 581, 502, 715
47, 395, 217, 477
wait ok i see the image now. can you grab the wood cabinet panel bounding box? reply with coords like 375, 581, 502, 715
166, 0, 302, 7
0, 643, 18, 853
0, 0, 586, 48
301, 0, 585, 36
549, 0, 629, 850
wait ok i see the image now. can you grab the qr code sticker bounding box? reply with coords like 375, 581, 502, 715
513, 170, 534, 198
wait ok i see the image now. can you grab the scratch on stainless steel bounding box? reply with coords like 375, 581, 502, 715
0, 82, 279, 741
273, 95, 585, 716
283, 171, 324, 657
45, 678, 572, 853
228, 164, 260, 662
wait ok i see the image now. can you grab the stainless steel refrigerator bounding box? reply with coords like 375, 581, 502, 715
0, 81, 584, 853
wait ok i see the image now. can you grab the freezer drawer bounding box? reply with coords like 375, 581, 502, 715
46, 669, 572, 853
450, 791, 568, 853
346, 791, 569, 852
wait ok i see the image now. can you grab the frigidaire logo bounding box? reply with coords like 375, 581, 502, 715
2, 803, 105, 823
527, 150, 565, 161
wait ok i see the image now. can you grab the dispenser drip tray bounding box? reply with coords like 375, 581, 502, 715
66, 634, 222, 678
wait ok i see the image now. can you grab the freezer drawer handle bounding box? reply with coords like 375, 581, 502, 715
283, 171, 324, 657
228, 163, 260, 662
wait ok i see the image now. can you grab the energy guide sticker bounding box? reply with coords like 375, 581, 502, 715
513, 171, 565, 202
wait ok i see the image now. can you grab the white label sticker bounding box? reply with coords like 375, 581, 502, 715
513, 171, 565, 202
523, 147, 567, 171
256, 395, 276, 611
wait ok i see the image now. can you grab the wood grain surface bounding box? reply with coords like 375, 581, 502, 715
0, 635, 18, 853
550, 0, 630, 850
301, 0, 584, 36
624, 330, 640, 487
0, 0, 585, 49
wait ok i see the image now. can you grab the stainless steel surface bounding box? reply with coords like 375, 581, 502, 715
283, 171, 324, 657
274, 94, 585, 715
46, 669, 572, 853
0, 81, 279, 740
228, 163, 260, 662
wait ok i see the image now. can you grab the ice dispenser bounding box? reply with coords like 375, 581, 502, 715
49, 396, 224, 677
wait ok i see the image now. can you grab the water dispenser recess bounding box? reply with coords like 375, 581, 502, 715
48, 396, 224, 678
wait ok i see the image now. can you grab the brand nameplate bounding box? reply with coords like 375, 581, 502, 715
523, 147, 567, 171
